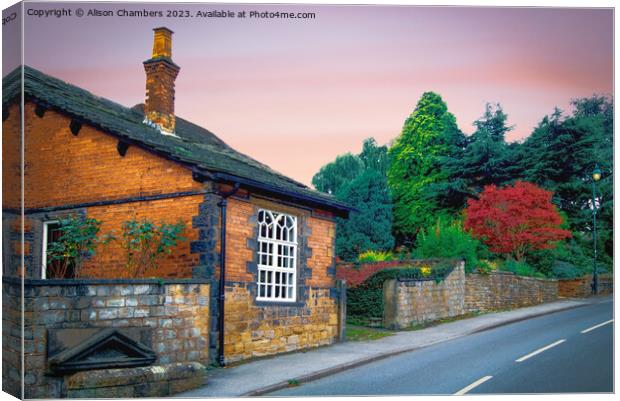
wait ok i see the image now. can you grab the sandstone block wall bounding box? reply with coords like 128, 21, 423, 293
383, 262, 465, 329
2, 278, 210, 399
464, 271, 558, 313
558, 274, 614, 298
383, 264, 562, 329
558, 276, 592, 298
223, 284, 338, 363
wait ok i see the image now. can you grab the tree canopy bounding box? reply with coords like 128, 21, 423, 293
464, 181, 572, 261
387, 92, 465, 244
312, 138, 394, 261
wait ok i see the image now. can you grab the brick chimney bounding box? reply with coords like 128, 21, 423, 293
143, 27, 180, 135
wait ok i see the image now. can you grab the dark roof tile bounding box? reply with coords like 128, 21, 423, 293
2, 66, 352, 215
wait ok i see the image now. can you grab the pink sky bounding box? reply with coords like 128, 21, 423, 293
6, 3, 613, 185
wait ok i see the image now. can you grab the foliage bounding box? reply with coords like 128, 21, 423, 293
314, 138, 395, 261
335, 168, 395, 261
311, 153, 363, 195
46, 215, 102, 279
500, 259, 545, 279
464, 181, 572, 261
120, 218, 186, 278
347, 264, 455, 323
414, 218, 485, 273
387, 92, 466, 244
477, 259, 497, 274
357, 250, 395, 263
426, 103, 516, 212
518, 95, 613, 259
359, 137, 390, 174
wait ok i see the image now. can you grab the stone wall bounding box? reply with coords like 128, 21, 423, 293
464, 272, 558, 313
382, 264, 561, 329
223, 284, 339, 364
383, 262, 465, 329
558, 276, 592, 298
558, 274, 614, 298
2, 277, 210, 399
599, 275, 614, 295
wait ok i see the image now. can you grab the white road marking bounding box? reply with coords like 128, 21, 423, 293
454, 375, 493, 395
581, 319, 614, 334
515, 339, 566, 362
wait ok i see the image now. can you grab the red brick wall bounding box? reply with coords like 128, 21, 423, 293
307, 217, 336, 287
2, 103, 21, 209
223, 197, 336, 287
2, 102, 205, 278
83, 195, 203, 278
224, 198, 254, 283
18, 102, 202, 209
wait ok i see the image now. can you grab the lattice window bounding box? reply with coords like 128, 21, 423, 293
257, 209, 297, 302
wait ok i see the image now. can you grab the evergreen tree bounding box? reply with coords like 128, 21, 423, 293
312, 137, 394, 260
387, 92, 464, 244
335, 169, 395, 261
311, 153, 363, 195
519, 95, 613, 259
426, 103, 515, 212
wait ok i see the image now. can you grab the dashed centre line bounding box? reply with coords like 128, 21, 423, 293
515, 339, 566, 363
581, 319, 613, 334
454, 376, 493, 395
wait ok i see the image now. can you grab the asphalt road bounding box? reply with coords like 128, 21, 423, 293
270, 299, 613, 396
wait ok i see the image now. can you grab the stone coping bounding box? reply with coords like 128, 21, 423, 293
336, 257, 464, 266
2, 276, 211, 286
396, 277, 440, 283
470, 271, 559, 282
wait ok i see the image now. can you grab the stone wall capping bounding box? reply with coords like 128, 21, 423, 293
2, 276, 211, 286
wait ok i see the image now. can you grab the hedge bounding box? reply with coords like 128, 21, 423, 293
346, 263, 455, 325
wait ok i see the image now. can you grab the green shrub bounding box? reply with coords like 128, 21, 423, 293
500, 259, 545, 278
526, 237, 592, 278
551, 260, 588, 279
46, 215, 103, 279
119, 218, 186, 278
414, 218, 485, 273
347, 263, 455, 324
357, 250, 395, 263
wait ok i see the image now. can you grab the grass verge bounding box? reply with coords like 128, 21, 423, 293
346, 324, 394, 341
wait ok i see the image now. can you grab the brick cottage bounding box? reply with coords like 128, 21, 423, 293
2, 27, 351, 397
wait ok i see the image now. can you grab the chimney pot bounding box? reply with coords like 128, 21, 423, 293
152, 27, 174, 59
143, 27, 179, 135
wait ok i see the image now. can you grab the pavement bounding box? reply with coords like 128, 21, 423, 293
273, 297, 613, 395
177, 297, 599, 398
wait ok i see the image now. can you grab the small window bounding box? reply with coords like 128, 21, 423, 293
256, 209, 297, 302
42, 221, 73, 279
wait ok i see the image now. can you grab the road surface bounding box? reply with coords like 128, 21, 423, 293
270, 299, 613, 395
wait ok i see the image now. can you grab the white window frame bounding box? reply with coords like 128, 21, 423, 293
41, 220, 59, 279
256, 209, 298, 302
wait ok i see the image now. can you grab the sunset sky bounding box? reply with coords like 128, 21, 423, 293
4, 2, 613, 186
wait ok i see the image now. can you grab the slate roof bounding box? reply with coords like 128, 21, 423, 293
2, 66, 352, 215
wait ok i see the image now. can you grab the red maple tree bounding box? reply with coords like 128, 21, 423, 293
464, 181, 572, 261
